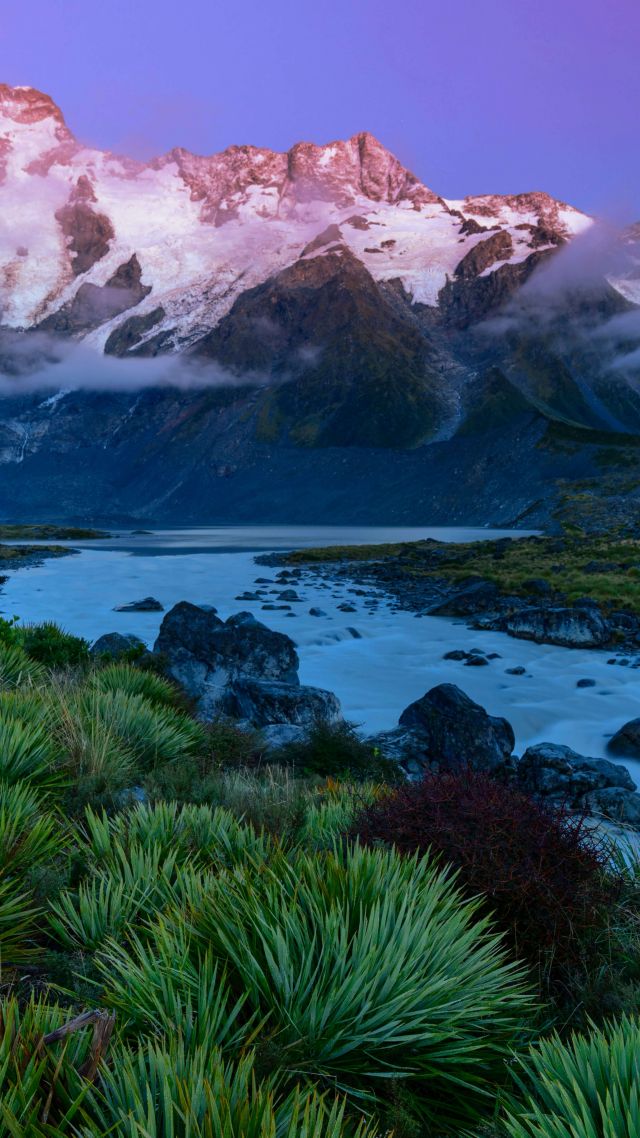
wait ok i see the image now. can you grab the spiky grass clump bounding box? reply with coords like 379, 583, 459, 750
74, 689, 206, 768
501, 1014, 640, 1138
0, 642, 46, 691
98, 844, 532, 1131
48, 841, 182, 953
82, 800, 268, 867
88, 662, 181, 708
0, 995, 113, 1133
54, 695, 134, 804
94, 1037, 380, 1138
0, 781, 63, 878
50, 803, 269, 954
0, 713, 62, 789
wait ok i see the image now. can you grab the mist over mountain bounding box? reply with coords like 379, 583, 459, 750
1, 82, 639, 526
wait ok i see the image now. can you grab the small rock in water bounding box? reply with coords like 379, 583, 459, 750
236, 592, 261, 601
465, 655, 489, 667
338, 603, 357, 613
114, 596, 164, 612
468, 648, 486, 656
443, 650, 469, 661
506, 666, 526, 676
262, 603, 291, 611
278, 589, 301, 601
576, 678, 596, 688
308, 607, 327, 617
346, 627, 362, 639
487, 652, 501, 660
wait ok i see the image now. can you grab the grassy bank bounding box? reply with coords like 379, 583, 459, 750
282, 532, 640, 614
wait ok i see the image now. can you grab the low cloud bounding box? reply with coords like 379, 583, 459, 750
0, 329, 270, 396
480, 220, 640, 375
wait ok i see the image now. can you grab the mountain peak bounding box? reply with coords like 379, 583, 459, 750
0, 84, 66, 127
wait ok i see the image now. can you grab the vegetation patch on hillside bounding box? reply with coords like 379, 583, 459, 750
280, 532, 640, 615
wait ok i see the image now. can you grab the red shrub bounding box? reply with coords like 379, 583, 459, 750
353, 769, 614, 990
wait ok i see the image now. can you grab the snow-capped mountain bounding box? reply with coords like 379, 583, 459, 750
0, 83, 639, 526
0, 83, 591, 350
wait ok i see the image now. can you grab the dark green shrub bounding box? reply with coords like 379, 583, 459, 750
271, 720, 401, 782
17, 622, 90, 669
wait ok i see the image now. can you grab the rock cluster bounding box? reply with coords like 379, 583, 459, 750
89, 601, 640, 830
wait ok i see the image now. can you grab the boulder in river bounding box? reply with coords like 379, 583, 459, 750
516, 742, 636, 802
430, 579, 500, 617
154, 602, 299, 719
504, 606, 610, 648
394, 683, 515, 773
114, 596, 164, 613
608, 718, 640, 759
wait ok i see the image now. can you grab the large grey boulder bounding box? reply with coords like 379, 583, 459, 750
504, 606, 610, 648
154, 602, 299, 718
90, 632, 146, 658
396, 683, 514, 773
517, 742, 636, 803
608, 718, 640, 758
223, 677, 342, 728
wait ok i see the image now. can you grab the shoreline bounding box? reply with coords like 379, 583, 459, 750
258, 534, 640, 658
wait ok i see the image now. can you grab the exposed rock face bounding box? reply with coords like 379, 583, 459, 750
396, 683, 515, 773
454, 230, 514, 280
104, 307, 166, 356
222, 677, 342, 728
438, 250, 552, 328
55, 198, 115, 276
39, 255, 151, 336
608, 718, 640, 758
517, 743, 636, 802
504, 606, 610, 648
154, 602, 300, 718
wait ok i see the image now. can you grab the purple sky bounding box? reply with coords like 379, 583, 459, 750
2, 0, 639, 217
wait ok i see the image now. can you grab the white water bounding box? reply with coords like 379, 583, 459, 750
2, 526, 640, 781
